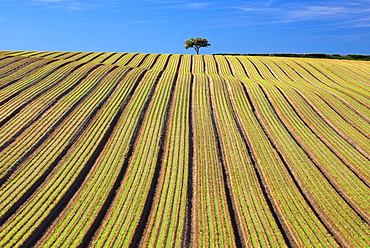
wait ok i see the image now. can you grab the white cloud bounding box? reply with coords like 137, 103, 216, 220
287, 5, 370, 20
126, 0, 219, 10
347, 16, 370, 27
290, 6, 348, 18
38, 0, 72, 2
33, 0, 84, 10
235, 1, 370, 27
187, 3, 213, 8
265, 0, 274, 6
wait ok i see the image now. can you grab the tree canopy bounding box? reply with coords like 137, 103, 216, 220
184, 37, 211, 55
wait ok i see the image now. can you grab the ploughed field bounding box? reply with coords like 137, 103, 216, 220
0, 51, 369, 247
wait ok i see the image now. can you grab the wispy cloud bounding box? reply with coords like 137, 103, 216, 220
264, 0, 274, 7
286, 5, 370, 20
187, 2, 213, 8
148, 1, 219, 10
290, 6, 349, 19
17, 0, 370, 27
235, 1, 370, 27
347, 16, 370, 27
33, 0, 84, 10
38, 0, 71, 2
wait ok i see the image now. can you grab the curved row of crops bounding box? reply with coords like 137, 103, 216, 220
0, 51, 369, 247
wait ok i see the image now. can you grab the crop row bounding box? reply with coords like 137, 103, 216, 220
273, 57, 370, 137
0, 52, 173, 71
0, 62, 101, 178
217, 55, 340, 247
260, 57, 369, 158
32, 66, 146, 248
0, 60, 81, 126
205, 55, 288, 247
235, 56, 370, 247
139, 55, 191, 247
35, 54, 170, 247
189, 55, 238, 247
0, 64, 140, 247
284, 58, 370, 122
0, 56, 26, 70
0, 63, 114, 214
0, 57, 40, 79
0, 57, 56, 88
89, 55, 177, 247
0, 51, 169, 246
0, 52, 368, 247
331, 60, 370, 82
0, 59, 73, 106
313, 60, 370, 93
248, 57, 370, 185
296, 59, 369, 109
35, 57, 167, 247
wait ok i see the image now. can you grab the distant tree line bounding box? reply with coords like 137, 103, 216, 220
212, 53, 370, 61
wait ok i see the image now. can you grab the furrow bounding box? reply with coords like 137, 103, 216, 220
33, 67, 152, 248
277, 57, 370, 137
0, 64, 113, 153
228, 55, 342, 247
0, 66, 139, 247
19, 68, 142, 248
216, 55, 291, 247
129, 56, 180, 247
182, 55, 194, 248
88, 55, 174, 247
0, 65, 115, 225
0, 62, 99, 179
261, 57, 370, 157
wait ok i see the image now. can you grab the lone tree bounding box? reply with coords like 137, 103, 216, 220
184, 37, 211, 55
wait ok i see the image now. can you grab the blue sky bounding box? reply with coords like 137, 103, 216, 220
1, 0, 369, 55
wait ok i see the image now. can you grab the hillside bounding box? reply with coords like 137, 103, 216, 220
0, 51, 369, 247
